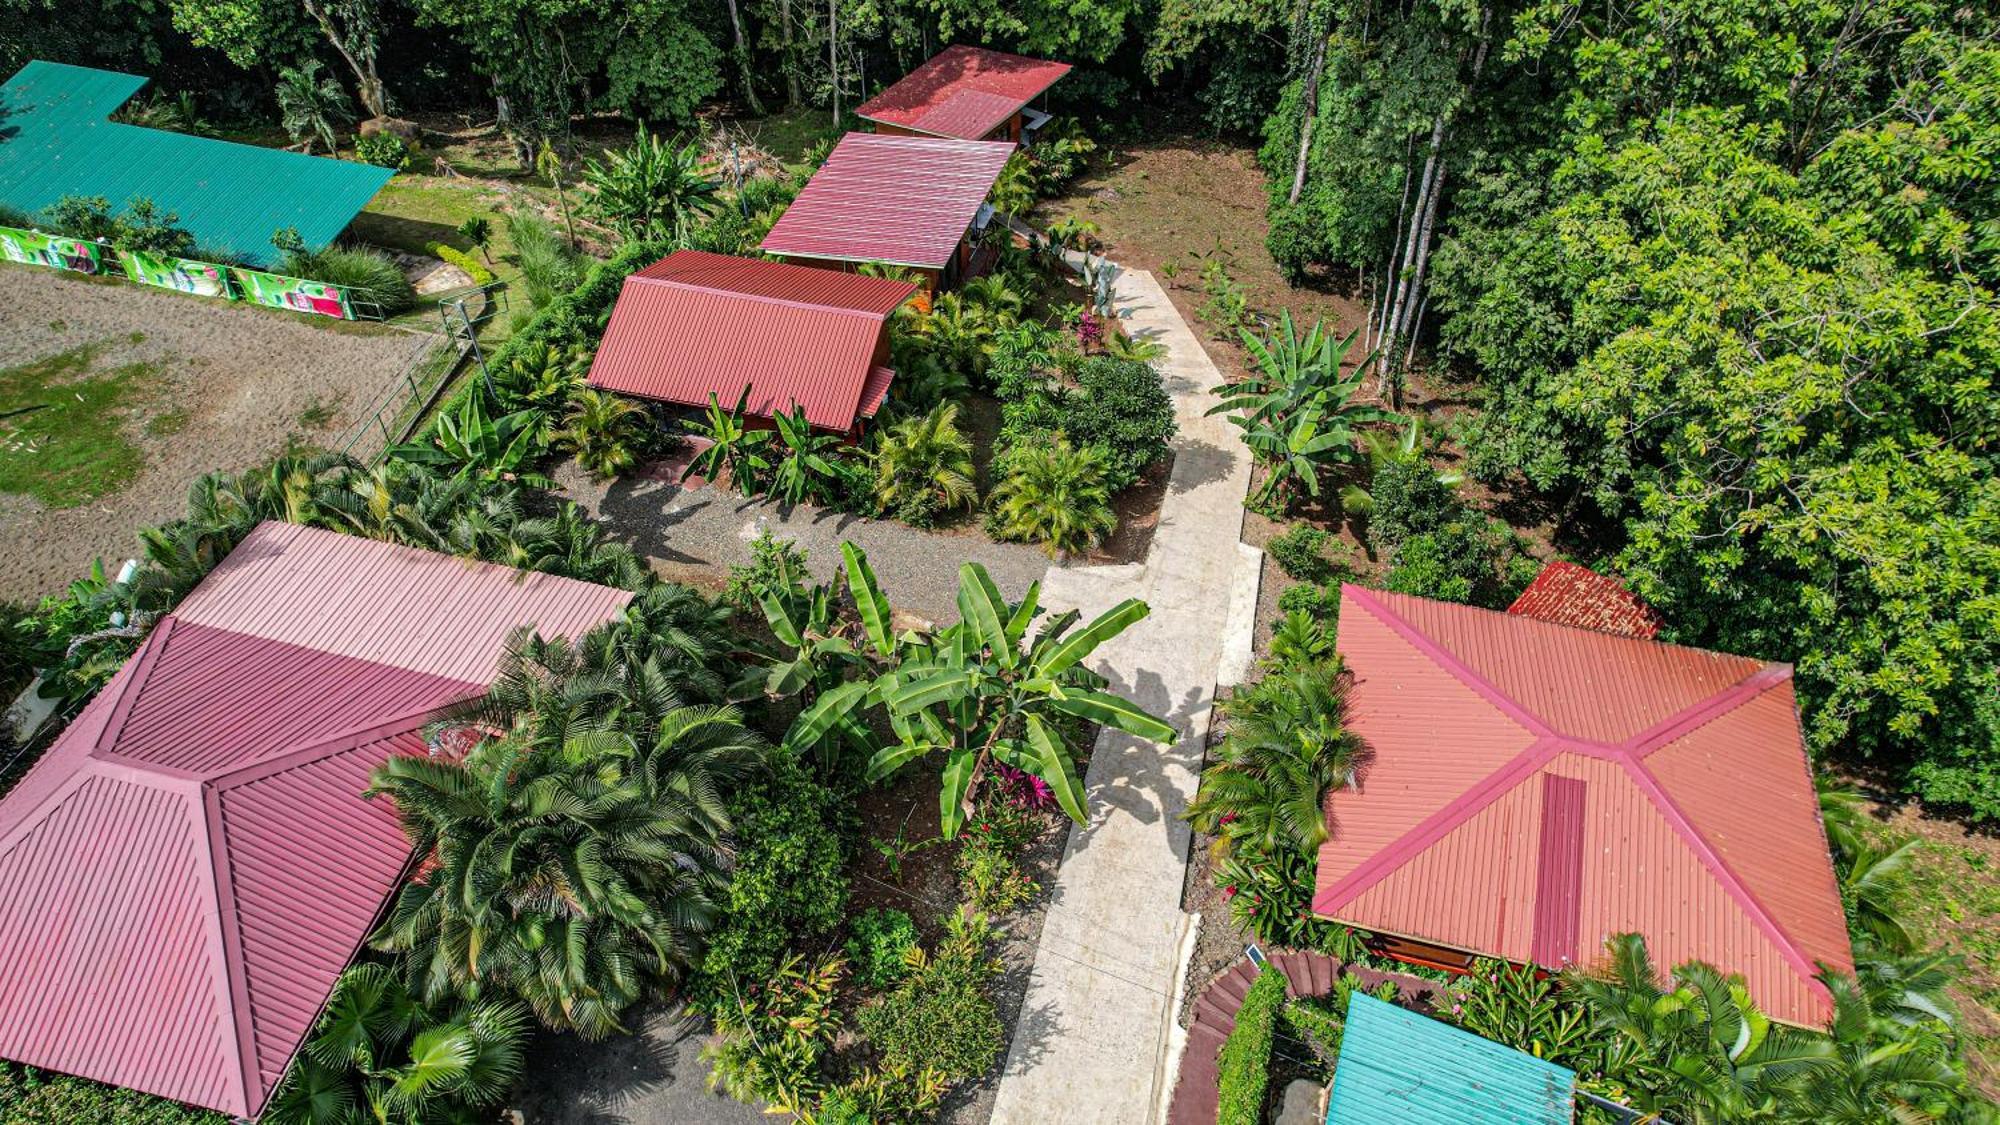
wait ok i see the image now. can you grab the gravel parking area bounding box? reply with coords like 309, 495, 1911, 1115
0, 265, 428, 601
555, 460, 1056, 625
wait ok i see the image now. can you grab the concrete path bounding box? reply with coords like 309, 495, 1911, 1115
989, 261, 1259, 1124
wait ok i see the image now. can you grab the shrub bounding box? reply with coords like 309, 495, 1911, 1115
704, 953, 845, 1110
354, 131, 413, 170
1276, 581, 1341, 623
858, 915, 1004, 1081
1216, 966, 1288, 1125
41, 195, 115, 241
555, 388, 647, 479
723, 531, 811, 613
692, 757, 853, 999
957, 832, 1036, 915
0, 1062, 224, 1124
1267, 524, 1340, 584
1384, 519, 1521, 608
1364, 453, 1460, 552
110, 197, 194, 255
1266, 609, 1334, 670
845, 908, 920, 991
279, 244, 416, 314
507, 209, 585, 308
872, 402, 977, 527
427, 240, 495, 287
1064, 356, 1175, 491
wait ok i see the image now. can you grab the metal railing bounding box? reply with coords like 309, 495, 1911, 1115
334, 281, 507, 462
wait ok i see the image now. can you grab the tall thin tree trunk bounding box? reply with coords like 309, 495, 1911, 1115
780, 0, 801, 106
1378, 125, 1439, 392
1288, 30, 1328, 205
303, 0, 388, 119
828, 0, 839, 127
724, 0, 765, 113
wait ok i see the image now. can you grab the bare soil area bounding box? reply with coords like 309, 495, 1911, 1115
0, 265, 428, 601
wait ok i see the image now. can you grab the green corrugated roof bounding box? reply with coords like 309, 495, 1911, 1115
0, 60, 392, 266
1326, 994, 1576, 1124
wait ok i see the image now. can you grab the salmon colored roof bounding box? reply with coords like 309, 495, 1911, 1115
0, 523, 631, 1117
586, 250, 915, 431
759, 132, 1016, 270
856, 45, 1072, 140
1507, 560, 1664, 639
1313, 586, 1852, 1028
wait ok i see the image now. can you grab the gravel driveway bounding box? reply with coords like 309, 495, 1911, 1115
555, 460, 1055, 625
0, 265, 428, 601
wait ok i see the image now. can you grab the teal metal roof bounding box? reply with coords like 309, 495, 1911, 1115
1326, 994, 1575, 1124
0, 61, 392, 266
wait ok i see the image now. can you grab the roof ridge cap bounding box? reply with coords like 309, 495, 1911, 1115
205, 697, 474, 791
191, 773, 257, 1115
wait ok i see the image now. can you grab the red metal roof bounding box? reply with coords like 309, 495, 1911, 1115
586, 250, 915, 431
759, 132, 1016, 270
1313, 586, 1852, 1028
857, 45, 1072, 140
1506, 560, 1664, 639
0, 523, 631, 1117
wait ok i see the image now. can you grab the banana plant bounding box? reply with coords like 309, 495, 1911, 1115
683, 387, 774, 494
782, 544, 1176, 836
389, 389, 551, 488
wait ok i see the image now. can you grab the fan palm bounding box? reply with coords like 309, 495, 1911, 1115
614, 582, 738, 703
987, 439, 1116, 558
1186, 658, 1370, 859
872, 402, 977, 526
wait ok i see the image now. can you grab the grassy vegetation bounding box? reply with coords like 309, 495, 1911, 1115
349, 175, 546, 337
735, 106, 848, 164
1878, 822, 2000, 1090
0, 342, 162, 509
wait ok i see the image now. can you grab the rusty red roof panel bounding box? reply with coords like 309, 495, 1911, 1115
587, 250, 914, 430
759, 132, 1016, 270
1507, 560, 1665, 639
0, 524, 631, 1116
1313, 586, 1851, 1028
857, 45, 1072, 140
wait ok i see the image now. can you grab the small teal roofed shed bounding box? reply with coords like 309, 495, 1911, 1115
0, 61, 392, 267
1327, 994, 1575, 1124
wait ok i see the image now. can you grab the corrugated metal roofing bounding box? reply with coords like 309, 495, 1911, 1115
1313, 586, 1852, 1028
1325, 993, 1575, 1124
0, 523, 631, 1116
0, 61, 392, 266
857, 46, 1073, 140
759, 132, 1016, 270
586, 249, 915, 430
1507, 560, 1665, 639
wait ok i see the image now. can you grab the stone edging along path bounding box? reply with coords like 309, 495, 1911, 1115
987, 246, 1264, 1124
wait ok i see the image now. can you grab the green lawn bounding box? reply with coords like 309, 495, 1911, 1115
0, 341, 162, 508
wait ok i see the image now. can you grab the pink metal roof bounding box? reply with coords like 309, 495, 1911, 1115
1313, 586, 1852, 1028
586, 250, 915, 431
1507, 560, 1664, 639
857, 45, 1072, 140
0, 523, 631, 1116
759, 132, 1016, 270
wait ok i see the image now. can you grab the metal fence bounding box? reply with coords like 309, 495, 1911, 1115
334, 281, 508, 462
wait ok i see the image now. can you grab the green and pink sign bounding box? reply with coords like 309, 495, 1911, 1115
0, 226, 105, 273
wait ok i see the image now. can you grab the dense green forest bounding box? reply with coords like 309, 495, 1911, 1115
2, 0, 1993, 820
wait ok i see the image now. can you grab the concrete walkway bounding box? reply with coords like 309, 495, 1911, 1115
989, 261, 1259, 1124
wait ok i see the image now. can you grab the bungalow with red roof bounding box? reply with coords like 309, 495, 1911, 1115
586, 249, 918, 437
857, 45, 1072, 145
1314, 585, 1852, 1028
0, 522, 632, 1118
759, 131, 1016, 290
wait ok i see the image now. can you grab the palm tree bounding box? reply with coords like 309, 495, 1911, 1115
961, 274, 1027, 322
581, 125, 722, 243
264, 963, 528, 1125
1777, 974, 1967, 1123
274, 60, 353, 155
1838, 838, 1920, 955
1186, 659, 1370, 859
557, 389, 648, 480
505, 502, 645, 588
613, 582, 738, 703
872, 402, 976, 526
987, 439, 1116, 558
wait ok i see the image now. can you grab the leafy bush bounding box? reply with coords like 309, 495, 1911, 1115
507, 209, 585, 308
1364, 452, 1460, 553
1065, 356, 1175, 491
809, 1062, 948, 1125
278, 244, 416, 314
957, 831, 1037, 915
693, 757, 853, 999
704, 953, 845, 1112
0, 1063, 225, 1124
354, 131, 412, 169
1268, 524, 1341, 584
845, 908, 920, 991
41, 194, 116, 241
857, 915, 1004, 1081
1216, 966, 1288, 1125
1384, 520, 1534, 609
427, 240, 495, 286
1276, 581, 1341, 623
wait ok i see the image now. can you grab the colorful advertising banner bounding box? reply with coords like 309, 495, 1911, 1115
230, 267, 355, 320
122, 250, 232, 298
0, 226, 105, 274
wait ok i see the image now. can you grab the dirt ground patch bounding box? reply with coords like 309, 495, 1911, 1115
0, 265, 430, 602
